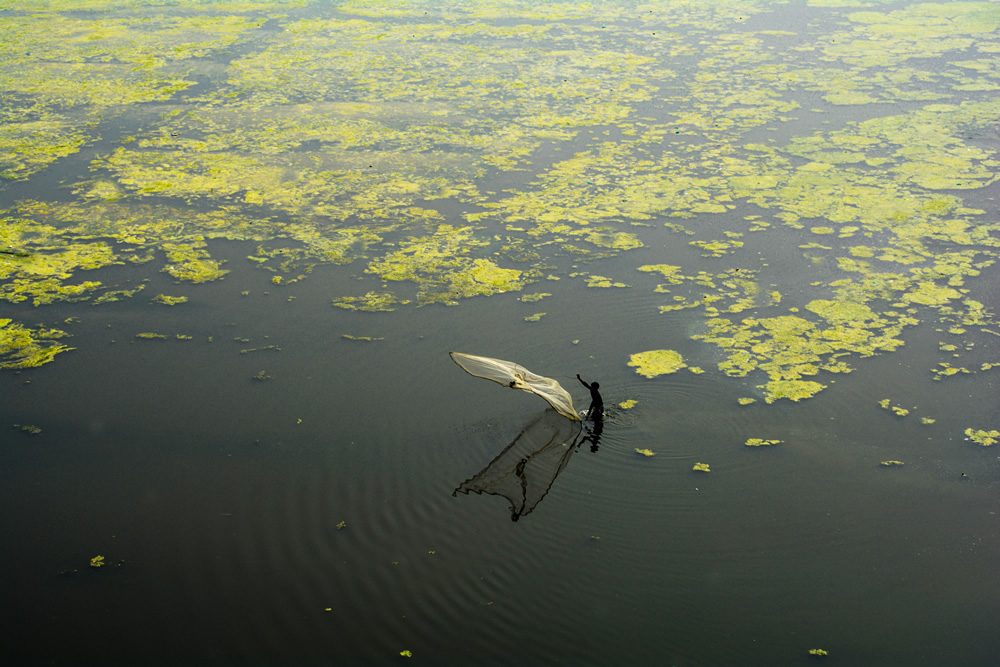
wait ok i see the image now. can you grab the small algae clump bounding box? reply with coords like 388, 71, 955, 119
758, 380, 826, 404
964, 428, 998, 446
628, 349, 686, 378
333, 292, 410, 312
878, 399, 911, 416
0, 319, 73, 369
399, 650, 413, 658
152, 294, 187, 306
881, 460, 904, 466
135, 332, 167, 339
523, 313, 546, 322
89, 555, 105, 568
809, 648, 828, 656
737, 397, 756, 406
692, 462, 710, 472
619, 399, 638, 409
634, 448, 655, 457
745, 438, 782, 447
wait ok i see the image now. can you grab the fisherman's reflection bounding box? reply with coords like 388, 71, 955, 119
454, 410, 583, 521
578, 415, 603, 453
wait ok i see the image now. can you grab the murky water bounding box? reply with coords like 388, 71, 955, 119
2, 1, 999, 664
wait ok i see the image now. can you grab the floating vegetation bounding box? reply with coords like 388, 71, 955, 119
745, 439, 781, 447
341, 335, 383, 342
89, 556, 105, 568
523, 313, 545, 322
628, 349, 686, 378
14, 424, 42, 435
758, 380, 826, 404
881, 460, 905, 466
0, 0, 997, 445
240, 344, 282, 353
252, 370, 271, 381
135, 332, 167, 339
0, 319, 73, 369
152, 294, 188, 306
964, 428, 998, 447
619, 400, 638, 410
692, 462, 711, 472
808, 648, 828, 657
634, 448, 655, 457
878, 399, 911, 417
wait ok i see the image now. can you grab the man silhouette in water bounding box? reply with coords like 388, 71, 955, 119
576, 374, 604, 420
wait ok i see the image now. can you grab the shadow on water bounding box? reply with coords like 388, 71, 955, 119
453, 409, 583, 521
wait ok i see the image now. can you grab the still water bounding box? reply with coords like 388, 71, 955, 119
2, 0, 999, 664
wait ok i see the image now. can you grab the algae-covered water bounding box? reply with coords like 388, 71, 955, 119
1, 0, 998, 664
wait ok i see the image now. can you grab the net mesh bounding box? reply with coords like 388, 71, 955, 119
453, 410, 582, 520
450, 352, 580, 421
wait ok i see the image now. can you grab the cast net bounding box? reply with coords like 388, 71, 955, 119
449, 352, 580, 421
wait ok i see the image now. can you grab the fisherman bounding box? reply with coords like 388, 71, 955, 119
576, 374, 604, 420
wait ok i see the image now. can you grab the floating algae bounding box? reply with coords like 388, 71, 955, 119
152, 294, 188, 306
0, 319, 73, 369
745, 438, 782, 447
964, 428, 999, 447
628, 350, 686, 378
0, 0, 998, 427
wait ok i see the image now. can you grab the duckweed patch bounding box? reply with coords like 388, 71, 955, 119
745, 438, 782, 447
152, 294, 188, 306
0, 0, 998, 437
0, 319, 73, 369
964, 428, 998, 447
628, 349, 686, 378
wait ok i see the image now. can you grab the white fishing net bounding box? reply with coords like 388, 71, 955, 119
450, 352, 580, 421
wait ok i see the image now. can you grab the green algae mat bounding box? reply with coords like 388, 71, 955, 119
1, 0, 998, 417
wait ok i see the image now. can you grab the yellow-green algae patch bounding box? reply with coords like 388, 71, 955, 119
619, 400, 638, 410
964, 428, 999, 447
628, 350, 686, 378
880, 460, 905, 466
758, 380, 826, 404
692, 462, 711, 472
634, 448, 655, 457
0, 319, 73, 369
745, 438, 782, 447
2, 0, 1000, 401
152, 294, 188, 306
878, 399, 911, 416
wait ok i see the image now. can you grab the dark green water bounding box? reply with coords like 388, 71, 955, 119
2, 1, 999, 664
